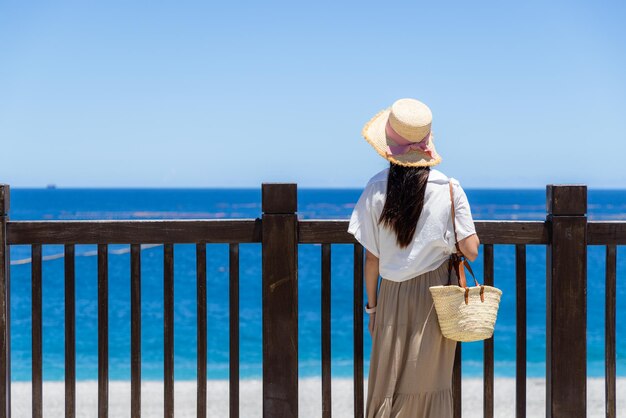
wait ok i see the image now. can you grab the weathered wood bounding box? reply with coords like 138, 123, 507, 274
297, 220, 548, 244
515, 245, 527, 418
353, 244, 364, 418
588, 222, 626, 245
164, 243, 174, 418
0, 185, 8, 216
229, 243, 240, 418
32, 244, 42, 418
7, 219, 262, 244
7, 219, 551, 245
321, 243, 332, 418
475, 221, 549, 245
546, 185, 587, 418
196, 243, 206, 418
98, 244, 108, 418
262, 183, 297, 214
605, 245, 616, 418
452, 343, 462, 418
130, 243, 141, 418
299, 220, 356, 243
483, 244, 494, 418
262, 184, 298, 418
65, 244, 76, 418
0, 184, 10, 418
547, 184, 587, 215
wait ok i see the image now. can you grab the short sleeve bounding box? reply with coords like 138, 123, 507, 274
347, 183, 381, 257
450, 179, 476, 241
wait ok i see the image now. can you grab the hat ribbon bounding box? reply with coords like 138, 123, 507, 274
385, 120, 434, 158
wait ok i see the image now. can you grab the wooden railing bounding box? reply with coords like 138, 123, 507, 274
0, 182, 624, 417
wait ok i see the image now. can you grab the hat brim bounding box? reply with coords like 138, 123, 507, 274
361, 108, 442, 167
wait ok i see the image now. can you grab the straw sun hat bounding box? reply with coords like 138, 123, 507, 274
362, 98, 441, 167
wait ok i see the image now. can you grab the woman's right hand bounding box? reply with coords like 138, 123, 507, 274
368, 312, 376, 338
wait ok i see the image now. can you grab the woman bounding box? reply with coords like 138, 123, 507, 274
347, 98, 480, 417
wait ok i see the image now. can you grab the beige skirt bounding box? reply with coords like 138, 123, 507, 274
366, 260, 458, 418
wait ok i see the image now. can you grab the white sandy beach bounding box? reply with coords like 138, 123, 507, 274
10, 377, 626, 417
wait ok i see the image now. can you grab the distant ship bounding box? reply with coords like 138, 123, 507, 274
46, 184, 57, 189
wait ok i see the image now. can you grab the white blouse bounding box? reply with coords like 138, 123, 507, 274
347, 168, 477, 282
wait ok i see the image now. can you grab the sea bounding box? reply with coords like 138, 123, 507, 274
5, 188, 626, 382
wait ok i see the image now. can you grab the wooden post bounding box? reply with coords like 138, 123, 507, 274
0, 184, 10, 418
546, 185, 587, 417
262, 183, 298, 418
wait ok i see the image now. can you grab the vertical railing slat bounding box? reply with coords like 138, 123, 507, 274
229, 243, 240, 418
605, 245, 616, 418
31, 244, 42, 418
97, 243, 109, 418
164, 243, 174, 418
131, 244, 142, 418
0, 184, 10, 418
483, 244, 494, 418
353, 244, 364, 418
65, 244, 76, 418
321, 243, 332, 418
452, 342, 462, 418
196, 243, 207, 418
515, 244, 527, 418
261, 183, 298, 417
546, 185, 587, 418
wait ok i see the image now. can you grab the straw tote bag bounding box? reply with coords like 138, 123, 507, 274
428, 180, 503, 342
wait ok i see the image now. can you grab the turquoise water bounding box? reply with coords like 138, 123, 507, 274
5, 188, 626, 381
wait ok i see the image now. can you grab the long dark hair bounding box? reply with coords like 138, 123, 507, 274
378, 162, 430, 248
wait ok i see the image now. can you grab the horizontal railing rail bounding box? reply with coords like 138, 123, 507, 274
5, 219, 551, 245
6, 219, 262, 244
298, 219, 549, 244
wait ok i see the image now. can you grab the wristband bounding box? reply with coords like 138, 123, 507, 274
364, 302, 377, 314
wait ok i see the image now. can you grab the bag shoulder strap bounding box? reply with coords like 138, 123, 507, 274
447, 179, 481, 289
448, 179, 462, 254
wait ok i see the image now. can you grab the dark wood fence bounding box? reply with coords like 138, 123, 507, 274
0, 183, 624, 418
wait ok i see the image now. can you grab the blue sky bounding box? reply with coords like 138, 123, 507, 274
1, 0, 625, 188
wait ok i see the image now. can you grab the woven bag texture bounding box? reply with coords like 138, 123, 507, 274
429, 284, 503, 342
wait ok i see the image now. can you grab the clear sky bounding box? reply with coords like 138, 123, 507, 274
1, 0, 625, 188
